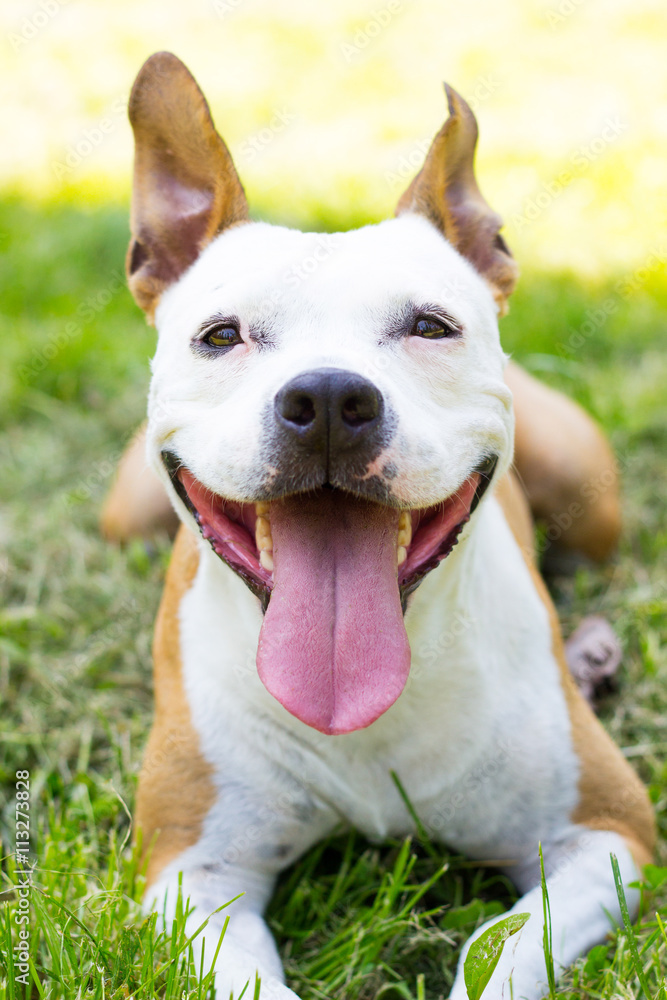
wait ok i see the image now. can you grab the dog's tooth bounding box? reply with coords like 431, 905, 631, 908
255, 501, 271, 516
397, 511, 412, 548
397, 545, 408, 566
255, 516, 274, 554
259, 550, 274, 572
256, 516, 271, 540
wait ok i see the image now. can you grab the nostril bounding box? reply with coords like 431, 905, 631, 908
281, 392, 316, 427
341, 391, 380, 428
276, 369, 383, 442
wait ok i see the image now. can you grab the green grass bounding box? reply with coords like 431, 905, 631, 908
0, 194, 666, 998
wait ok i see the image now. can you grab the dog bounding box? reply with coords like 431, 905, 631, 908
104, 52, 655, 998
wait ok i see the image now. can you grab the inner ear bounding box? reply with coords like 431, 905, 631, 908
396, 84, 518, 314
127, 51, 249, 320
128, 239, 149, 277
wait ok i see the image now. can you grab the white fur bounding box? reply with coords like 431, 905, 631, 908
142, 214, 640, 999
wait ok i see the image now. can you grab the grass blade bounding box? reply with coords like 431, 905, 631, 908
611, 852, 653, 1000
539, 843, 556, 999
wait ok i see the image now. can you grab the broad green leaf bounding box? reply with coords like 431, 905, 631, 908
642, 864, 667, 891
584, 943, 610, 977
464, 912, 531, 1000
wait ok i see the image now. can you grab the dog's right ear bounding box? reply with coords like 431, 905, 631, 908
127, 52, 248, 321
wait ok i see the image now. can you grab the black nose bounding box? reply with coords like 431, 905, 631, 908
275, 368, 383, 454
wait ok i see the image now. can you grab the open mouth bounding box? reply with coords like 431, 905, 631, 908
164, 452, 496, 735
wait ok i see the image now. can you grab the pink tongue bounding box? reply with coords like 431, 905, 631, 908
257, 492, 411, 735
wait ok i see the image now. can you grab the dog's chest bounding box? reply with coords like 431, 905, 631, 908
176, 500, 579, 856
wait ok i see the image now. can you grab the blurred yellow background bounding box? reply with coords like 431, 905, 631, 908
1, 0, 665, 274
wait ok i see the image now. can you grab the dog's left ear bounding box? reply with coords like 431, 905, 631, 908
127, 51, 249, 320
396, 84, 518, 315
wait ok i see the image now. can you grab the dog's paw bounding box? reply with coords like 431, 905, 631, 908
565, 614, 621, 704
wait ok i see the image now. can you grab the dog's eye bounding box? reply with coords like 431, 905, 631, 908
412, 316, 461, 339
202, 325, 242, 348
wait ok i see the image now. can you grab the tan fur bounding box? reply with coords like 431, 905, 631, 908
506, 362, 621, 562
135, 526, 215, 889
101, 423, 178, 543
495, 475, 655, 871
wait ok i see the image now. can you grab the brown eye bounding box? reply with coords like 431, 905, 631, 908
412, 316, 461, 339
203, 325, 242, 348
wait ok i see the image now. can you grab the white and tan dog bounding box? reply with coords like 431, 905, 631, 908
104, 52, 655, 999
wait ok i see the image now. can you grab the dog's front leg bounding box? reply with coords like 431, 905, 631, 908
449, 828, 641, 1000
147, 863, 301, 999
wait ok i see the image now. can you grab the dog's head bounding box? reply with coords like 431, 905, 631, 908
127, 52, 518, 736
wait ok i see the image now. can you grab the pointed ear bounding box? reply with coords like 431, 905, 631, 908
126, 52, 249, 320
396, 84, 518, 315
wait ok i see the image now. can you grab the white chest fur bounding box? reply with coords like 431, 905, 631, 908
178, 495, 580, 864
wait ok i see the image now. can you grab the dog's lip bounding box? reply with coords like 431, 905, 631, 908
161, 451, 497, 611
397, 454, 496, 604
